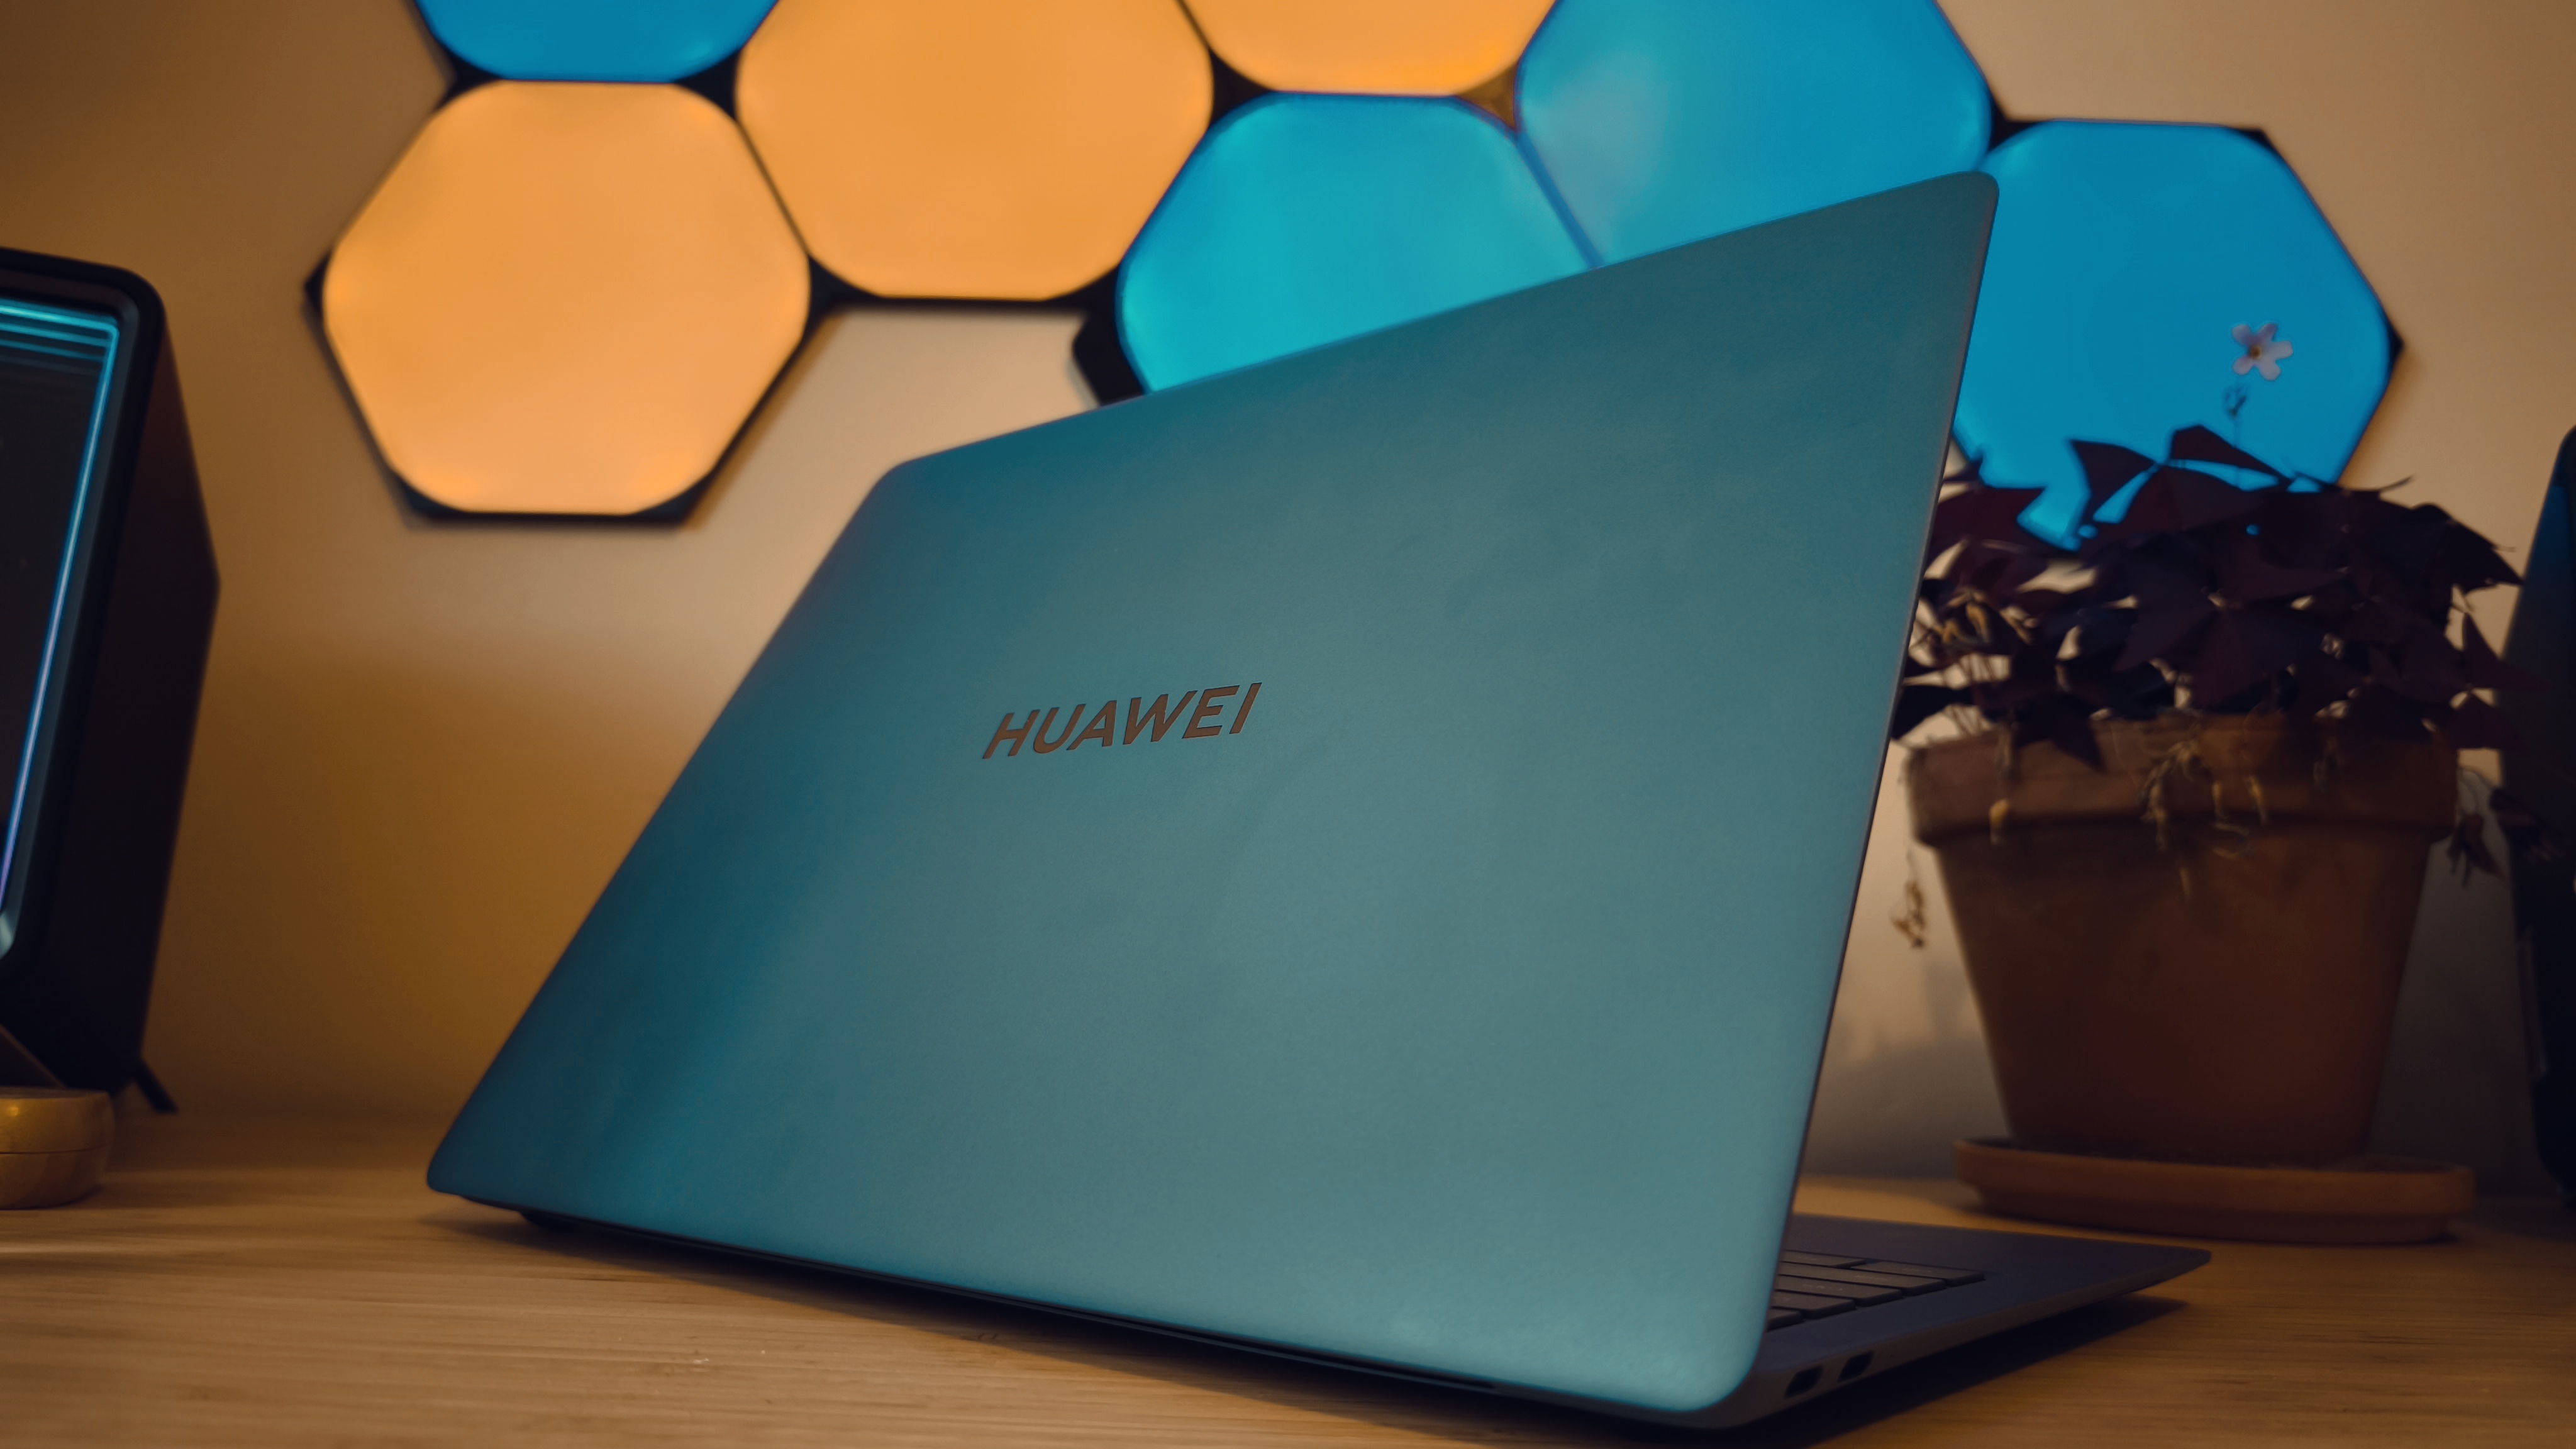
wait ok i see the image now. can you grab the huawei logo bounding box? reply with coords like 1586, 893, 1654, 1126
984, 684, 1262, 758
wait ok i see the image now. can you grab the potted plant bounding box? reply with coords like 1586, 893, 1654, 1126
1895, 425, 2531, 1187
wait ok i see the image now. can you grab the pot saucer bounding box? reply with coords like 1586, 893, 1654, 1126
1953, 1137, 2475, 1243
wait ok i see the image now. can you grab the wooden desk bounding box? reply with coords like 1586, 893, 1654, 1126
5, 1116, 2571, 1446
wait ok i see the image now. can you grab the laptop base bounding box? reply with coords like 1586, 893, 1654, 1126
486, 1199, 2204, 1428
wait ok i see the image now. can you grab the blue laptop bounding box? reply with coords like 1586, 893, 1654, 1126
431, 174, 2204, 1427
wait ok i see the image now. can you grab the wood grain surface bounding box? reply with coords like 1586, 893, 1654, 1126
3, 1115, 2570, 1446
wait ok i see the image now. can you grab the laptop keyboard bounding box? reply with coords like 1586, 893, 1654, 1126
1765, 1249, 1984, 1329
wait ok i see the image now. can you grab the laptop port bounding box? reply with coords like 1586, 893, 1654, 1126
1785, 1367, 1823, 1397
1840, 1352, 1874, 1382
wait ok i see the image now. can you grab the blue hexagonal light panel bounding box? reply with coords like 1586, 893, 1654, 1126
1956, 121, 2392, 544
1516, 0, 1990, 264
418, 0, 778, 82
1117, 94, 1590, 391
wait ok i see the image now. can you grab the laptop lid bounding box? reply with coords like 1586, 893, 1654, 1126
432, 173, 1996, 1416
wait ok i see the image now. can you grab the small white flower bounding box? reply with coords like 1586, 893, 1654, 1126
2232, 322, 2294, 381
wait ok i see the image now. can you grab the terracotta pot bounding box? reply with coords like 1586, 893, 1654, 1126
1909, 716, 2457, 1165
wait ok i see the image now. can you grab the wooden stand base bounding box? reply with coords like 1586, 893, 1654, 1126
1955, 1137, 2476, 1243
0, 1146, 111, 1208
0, 1087, 114, 1208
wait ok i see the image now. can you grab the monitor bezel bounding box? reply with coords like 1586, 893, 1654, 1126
0, 258, 154, 962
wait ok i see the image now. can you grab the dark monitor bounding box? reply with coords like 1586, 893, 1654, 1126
2499, 426, 2576, 1199
0, 248, 218, 1098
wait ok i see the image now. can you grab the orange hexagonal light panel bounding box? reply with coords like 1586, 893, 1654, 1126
1184, 0, 1557, 95
322, 82, 809, 517
736, 0, 1211, 301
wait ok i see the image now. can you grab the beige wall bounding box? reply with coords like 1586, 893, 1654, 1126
1, 2, 2570, 1132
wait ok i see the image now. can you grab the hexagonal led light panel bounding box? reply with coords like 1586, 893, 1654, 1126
1116, 95, 1589, 391
417, 0, 780, 83
1518, 0, 1990, 264
737, 0, 1211, 301
1956, 121, 2394, 544
1184, 0, 1558, 95
323, 1, 2399, 530
321, 82, 810, 517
